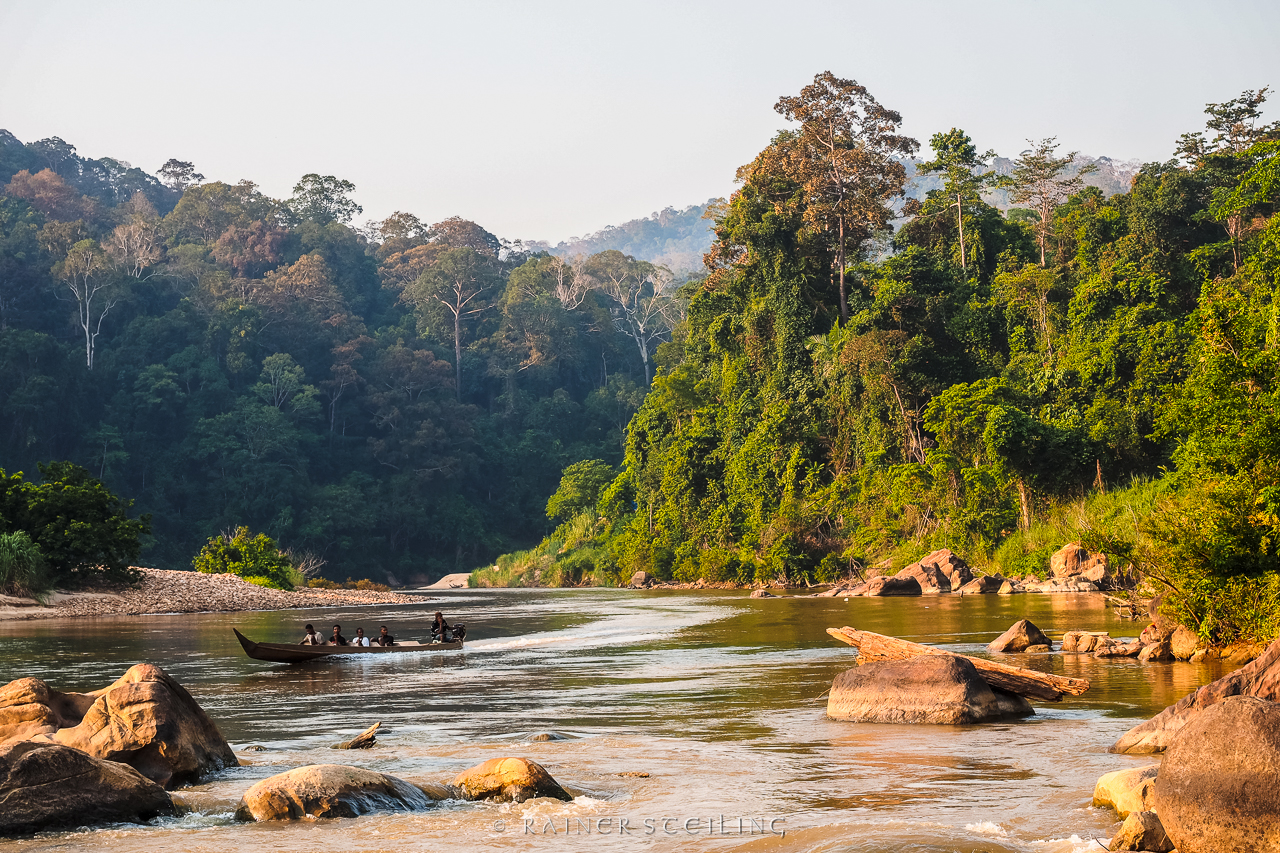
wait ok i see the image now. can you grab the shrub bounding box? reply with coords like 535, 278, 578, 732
307, 577, 338, 589
193, 527, 299, 590
347, 578, 390, 592
0, 531, 52, 600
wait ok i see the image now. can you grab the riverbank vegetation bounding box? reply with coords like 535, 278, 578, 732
492, 76, 1280, 644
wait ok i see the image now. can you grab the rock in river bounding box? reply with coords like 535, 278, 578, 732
452, 757, 572, 802
1109, 810, 1174, 852
958, 575, 1004, 595
826, 656, 1033, 724
1112, 635, 1280, 754
987, 619, 1053, 653
0, 741, 175, 835
236, 764, 437, 821
1092, 764, 1158, 817
1, 664, 238, 788
1152, 696, 1280, 853
862, 575, 922, 596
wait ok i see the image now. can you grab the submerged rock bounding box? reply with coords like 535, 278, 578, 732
1109, 810, 1173, 852
826, 656, 1033, 725
0, 741, 175, 835
236, 764, 436, 821
452, 757, 572, 802
1112, 635, 1280, 754
1093, 764, 1158, 817
988, 619, 1053, 653
1152, 696, 1280, 853
749, 589, 775, 598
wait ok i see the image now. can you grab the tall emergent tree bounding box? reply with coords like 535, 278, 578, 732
1004, 138, 1096, 266
773, 71, 918, 323
580, 250, 679, 385
404, 247, 498, 400
917, 129, 996, 273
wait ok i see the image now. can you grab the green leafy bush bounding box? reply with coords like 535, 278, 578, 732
193, 527, 300, 590
0, 531, 52, 599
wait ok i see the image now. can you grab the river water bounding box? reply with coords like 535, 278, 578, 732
0, 589, 1227, 853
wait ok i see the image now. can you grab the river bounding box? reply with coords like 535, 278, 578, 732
0, 588, 1225, 853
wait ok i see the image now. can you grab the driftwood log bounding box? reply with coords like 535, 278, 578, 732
333, 721, 380, 749
827, 627, 1090, 702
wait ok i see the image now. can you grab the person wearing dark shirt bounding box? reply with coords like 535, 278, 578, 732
374, 625, 396, 646
329, 624, 348, 646
431, 612, 449, 642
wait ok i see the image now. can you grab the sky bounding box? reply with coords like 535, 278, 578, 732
2, 1, 1278, 243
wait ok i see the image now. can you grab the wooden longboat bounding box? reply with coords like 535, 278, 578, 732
233, 629, 463, 664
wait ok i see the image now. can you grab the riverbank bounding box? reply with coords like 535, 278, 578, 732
0, 568, 428, 621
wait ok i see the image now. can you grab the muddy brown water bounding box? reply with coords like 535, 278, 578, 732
0, 589, 1229, 852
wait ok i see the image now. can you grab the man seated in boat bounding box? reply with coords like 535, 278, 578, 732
351, 627, 371, 647
373, 625, 396, 646
329, 624, 348, 645
431, 612, 450, 642
299, 624, 324, 645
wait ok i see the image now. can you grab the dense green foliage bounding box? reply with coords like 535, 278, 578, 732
520, 79, 1280, 642
192, 526, 299, 590
0, 462, 149, 588
0, 132, 680, 583
0, 531, 50, 598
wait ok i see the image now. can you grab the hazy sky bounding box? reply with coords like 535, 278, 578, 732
2, 1, 1278, 242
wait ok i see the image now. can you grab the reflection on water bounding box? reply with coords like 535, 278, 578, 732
0, 589, 1232, 852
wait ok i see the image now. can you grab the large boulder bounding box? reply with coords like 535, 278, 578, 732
862, 575, 922, 596
1112, 636, 1280, 754
958, 575, 1003, 595
895, 562, 953, 593
629, 571, 653, 588
988, 619, 1053, 653
1109, 811, 1174, 852
236, 764, 436, 821
1092, 764, 1159, 817
826, 656, 1033, 725
1152, 696, 1280, 853
919, 548, 974, 589
1169, 625, 1200, 660
0, 664, 239, 788
452, 757, 572, 802
1050, 542, 1108, 581
0, 741, 174, 835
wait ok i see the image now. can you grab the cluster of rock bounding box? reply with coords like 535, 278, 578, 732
1092, 635, 1280, 852
0, 664, 579, 836
3, 568, 423, 621
1062, 619, 1202, 663
0, 663, 238, 834
812, 544, 1111, 599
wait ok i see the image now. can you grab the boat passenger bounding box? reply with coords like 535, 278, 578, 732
329, 624, 348, 646
374, 626, 396, 646
352, 627, 370, 647
299, 624, 324, 645
431, 612, 449, 642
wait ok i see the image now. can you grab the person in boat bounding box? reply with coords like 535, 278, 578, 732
299, 624, 324, 645
329, 624, 348, 645
352, 627, 370, 647
374, 625, 396, 646
431, 611, 449, 642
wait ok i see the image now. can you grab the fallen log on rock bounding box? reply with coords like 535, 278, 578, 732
826, 626, 1090, 702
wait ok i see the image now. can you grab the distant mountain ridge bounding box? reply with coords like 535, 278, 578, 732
545, 155, 1144, 274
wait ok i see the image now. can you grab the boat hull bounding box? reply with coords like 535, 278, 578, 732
233, 629, 463, 663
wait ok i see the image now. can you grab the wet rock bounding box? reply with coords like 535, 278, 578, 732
826, 656, 1033, 725
333, 721, 380, 749
1093, 764, 1159, 817
236, 764, 436, 820
38, 664, 238, 788
1137, 640, 1173, 663
997, 579, 1021, 594
1024, 644, 1050, 653
988, 619, 1052, 653
1152, 696, 1280, 853
452, 757, 572, 802
1113, 634, 1280, 753
1027, 578, 1100, 593
749, 589, 775, 598
1169, 625, 1200, 661
1096, 641, 1143, 658
616, 771, 650, 778
862, 575, 922, 596
525, 731, 575, 742
1050, 542, 1109, 582
958, 575, 1003, 595
629, 571, 653, 588
1109, 810, 1173, 852
0, 741, 175, 835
